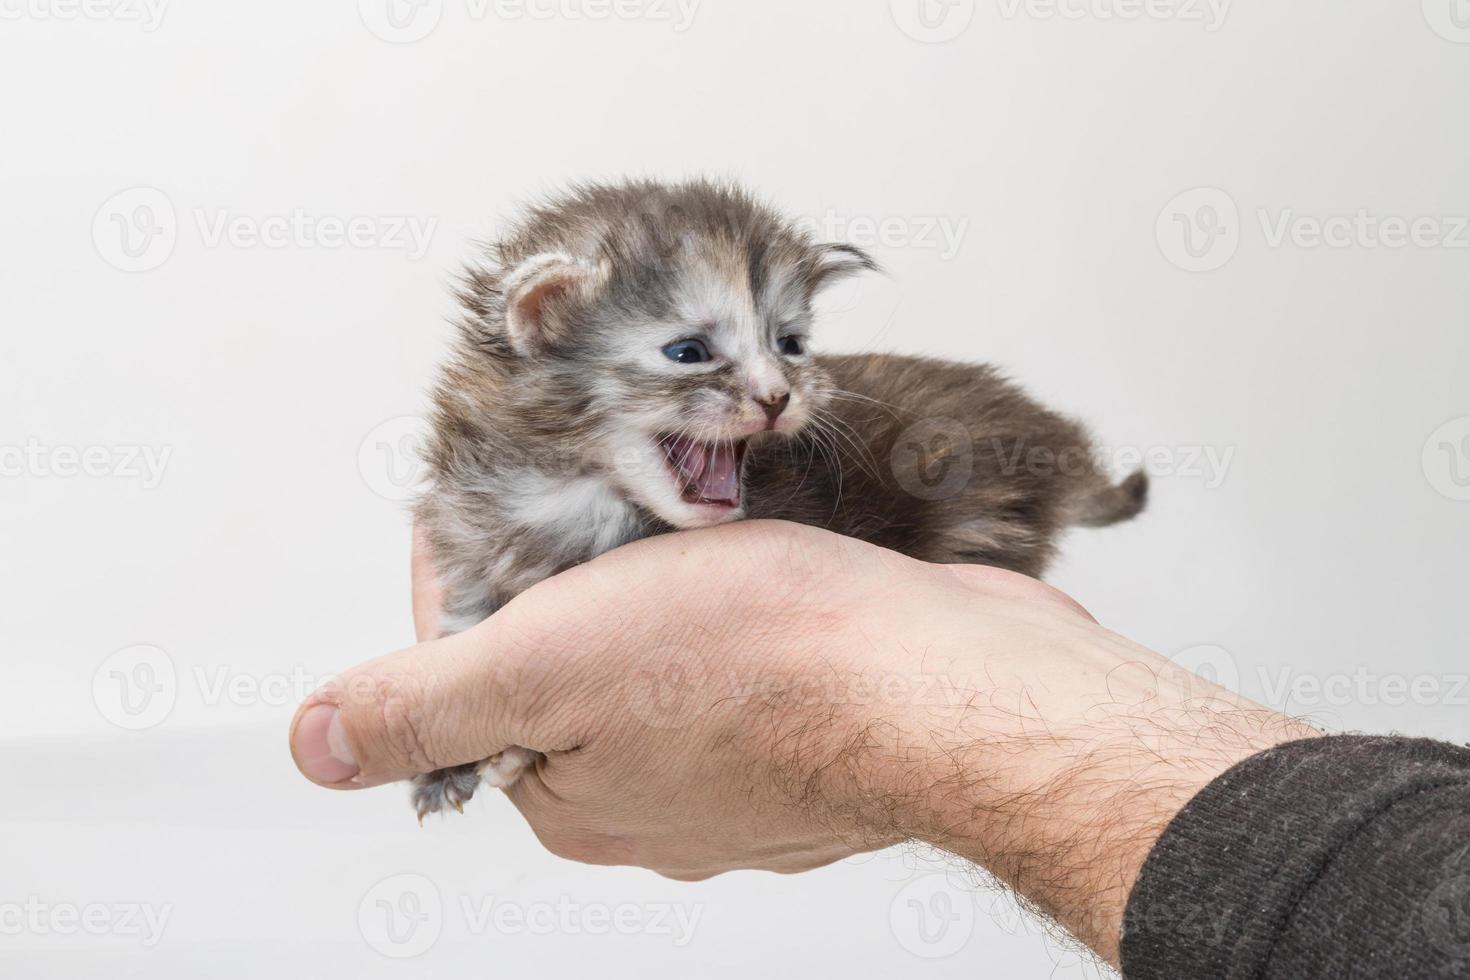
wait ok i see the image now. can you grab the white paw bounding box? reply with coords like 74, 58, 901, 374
479, 746, 539, 788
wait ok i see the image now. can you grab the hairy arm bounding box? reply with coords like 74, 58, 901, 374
292, 522, 1316, 966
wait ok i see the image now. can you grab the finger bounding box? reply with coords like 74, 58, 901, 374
411, 523, 444, 643
288, 611, 574, 789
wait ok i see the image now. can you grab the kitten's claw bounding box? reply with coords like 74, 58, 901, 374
410, 762, 482, 821
409, 747, 542, 822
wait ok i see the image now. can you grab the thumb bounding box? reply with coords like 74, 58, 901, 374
288, 615, 557, 790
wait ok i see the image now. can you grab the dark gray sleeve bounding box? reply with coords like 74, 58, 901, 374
1120, 736, 1470, 980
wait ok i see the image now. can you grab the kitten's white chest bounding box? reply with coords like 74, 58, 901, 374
503, 470, 644, 559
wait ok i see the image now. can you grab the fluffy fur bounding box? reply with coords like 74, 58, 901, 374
411, 179, 1146, 820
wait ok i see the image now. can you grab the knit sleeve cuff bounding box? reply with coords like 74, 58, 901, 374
1120, 735, 1470, 980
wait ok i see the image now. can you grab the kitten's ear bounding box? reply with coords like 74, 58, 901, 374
808, 243, 881, 296
502, 253, 598, 356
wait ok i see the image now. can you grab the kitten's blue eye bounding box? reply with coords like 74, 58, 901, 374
777, 335, 805, 357
662, 339, 711, 364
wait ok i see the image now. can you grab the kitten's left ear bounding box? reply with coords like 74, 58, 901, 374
502, 253, 601, 356
808, 243, 881, 296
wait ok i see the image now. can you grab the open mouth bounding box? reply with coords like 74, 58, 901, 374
658, 434, 748, 510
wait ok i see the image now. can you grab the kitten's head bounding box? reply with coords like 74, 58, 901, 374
457, 180, 878, 529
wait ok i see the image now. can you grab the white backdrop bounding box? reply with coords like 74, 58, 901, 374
2, 0, 1468, 976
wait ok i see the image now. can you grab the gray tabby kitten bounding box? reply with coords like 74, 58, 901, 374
411, 179, 1147, 819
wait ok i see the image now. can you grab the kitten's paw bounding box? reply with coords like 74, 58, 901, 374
410, 748, 541, 823
412, 764, 481, 823
479, 746, 539, 788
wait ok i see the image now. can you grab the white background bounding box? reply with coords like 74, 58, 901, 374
2, 0, 1468, 976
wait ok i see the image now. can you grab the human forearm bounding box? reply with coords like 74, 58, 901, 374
862, 615, 1318, 964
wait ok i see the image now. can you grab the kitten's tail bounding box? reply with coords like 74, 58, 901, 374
1072, 469, 1149, 528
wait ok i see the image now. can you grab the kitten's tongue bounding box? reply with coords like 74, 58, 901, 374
664, 436, 740, 505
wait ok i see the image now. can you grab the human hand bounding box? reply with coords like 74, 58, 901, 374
290, 521, 1312, 964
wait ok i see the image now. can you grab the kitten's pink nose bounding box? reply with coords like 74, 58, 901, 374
755, 391, 790, 423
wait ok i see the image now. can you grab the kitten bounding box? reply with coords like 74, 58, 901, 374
411, 179, 1147, 820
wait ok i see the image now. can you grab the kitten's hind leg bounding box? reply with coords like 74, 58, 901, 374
410, 748, 541, 823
